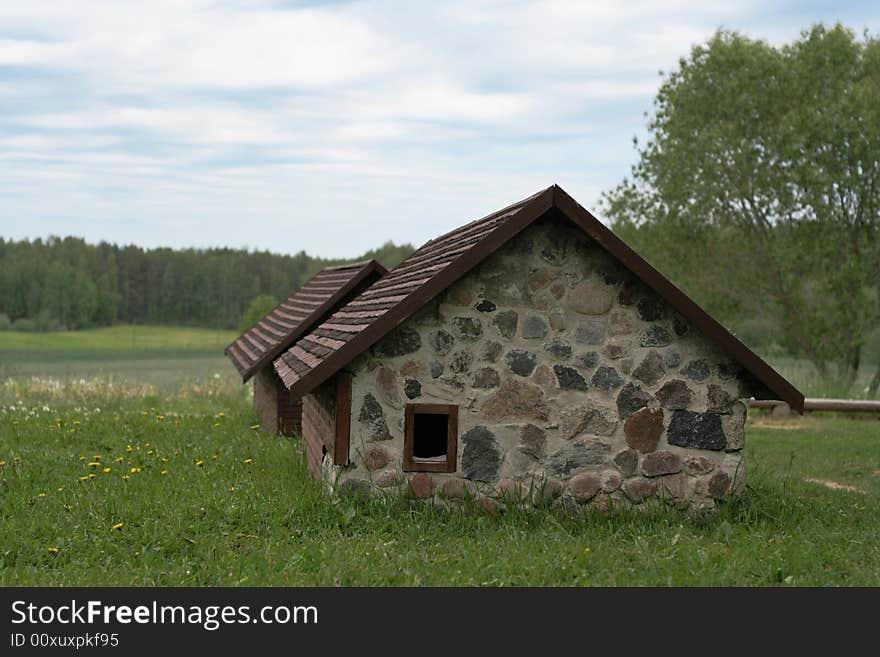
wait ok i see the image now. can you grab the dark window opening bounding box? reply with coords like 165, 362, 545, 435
404, 404, 458, 473
413, 413, 449, 459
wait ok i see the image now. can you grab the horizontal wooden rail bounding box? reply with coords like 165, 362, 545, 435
748, 398, 880, 413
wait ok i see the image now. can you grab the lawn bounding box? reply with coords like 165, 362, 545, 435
0, 329, 878, 586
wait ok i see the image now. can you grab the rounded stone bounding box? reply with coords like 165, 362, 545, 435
533, 478, 563, 504
632, 350, 666, 386
623, 477, 658, 503
441, 477, 475, 499
474, 299, 497, 313
707, 470, 732, 499
363, 445, 391, 471
575, 318, 607, 345
639, 325, 673, 347
612, 449, 639, 477
399, 360, 423, 377
505, 349, 538, 376
684, 456, 716, 475
452, 316, 483, 341
623, 408, 664, 453
481, 379, 548, 421
480, 340, 503, 363
449, 350, 473, 373
522, 315, 549, 339
591, 366, 624, 391
549, 311, 565, 330
569, 472, 601, 503
570, 278, 615, 315
404, 379, 422, 399
544, 337, 572, 360
473, 367, 501, 389
640, 450, 682, 477
496, 478, 529, 501
373, 470, 402, 488
409, 473, 434, 498
532, 364, 553, 385
681, 359, 710, 381
492, 310, 518, 339
430, 329, 455, 356
656, 379, 694, 410
600, 469, 622, 493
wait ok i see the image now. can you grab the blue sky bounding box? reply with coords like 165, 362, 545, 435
1, 1, 878, 257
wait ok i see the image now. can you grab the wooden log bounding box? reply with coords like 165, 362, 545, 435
747, 398, 880, 412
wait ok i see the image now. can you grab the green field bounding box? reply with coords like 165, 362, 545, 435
1, 327, 878, 586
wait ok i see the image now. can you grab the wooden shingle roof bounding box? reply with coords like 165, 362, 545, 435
273, 185, 805, 412
225, 260, 387, 382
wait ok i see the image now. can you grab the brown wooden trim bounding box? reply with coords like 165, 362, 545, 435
333, 372, 352, 466
403, 403, 458, 473
229, 260, 388, 382
551, 185, 805, 413
282, 188, 556, 398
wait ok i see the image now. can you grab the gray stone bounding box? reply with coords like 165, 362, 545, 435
358, 393, 391, 442
522, 315, 548, 339
623, 408, 663, 453
673, 317, 689, 336
637, 297, 666, 322
528, 268, 555, 292
639, 325, 672, 347
604, 343, 628, 360
618, 281, 638, 306
373, 470, 402, 488
707, 384, 734, 414
576, 351, 600, 369
449, 350, 473, 374
707, 470, 732, 499
472, 367, 500, 389
519, 424, 546, 459
608, 309, 640, 337
717, 363, 741, 380
474, 299, 496, 313
373, 326, 421, 357
409, 472, 433, 498
681, 359, 710, 381
376, 366, 400, 405
667, 410, 726, 451
540, 232, 568, 265
641, 450, 682, 477
482, 379, 548, 421
430, 360, 444, 379
616, 383, 652, 419
544, 337, 572, 360
461, 426, 502, 482
452, 317, 483, 341
441, 477, 476, 499
505, 349, 538, 377
723, 401, 747, 451
656, 379, 693, 409
549, 311, 565, 331
600, 469, 622, 493
547, 441, 611, 476
664, 351, 682, 368
480, 340, 503, 363
533, 478, 563, 504
554, 365, 588, 391
569, 472, 601, 503
570, 278, 615, 315
684, 456, 716, 475
623, 477, 658, 503
633, 350, 666, 386
338, 478, 372, 498
430, 329, 455, 356
613, 449, 639, 477
560, 402, 618, 438
620, 358, 634, 375
404, 379, 422, 400
591, 366, 624, 391
492, 310, 518, 339
575, 318, 607, 345
662, 472, 687, 500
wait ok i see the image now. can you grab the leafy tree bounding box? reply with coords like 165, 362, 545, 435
602, 24, 880, 395
238, 295, 280, 334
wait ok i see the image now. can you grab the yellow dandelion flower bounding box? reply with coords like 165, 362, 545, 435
121, 474, 130, 480
38, 492, 46, 497
112, 522, 124, 531
115, 456, 125, 463
79, 456, 87, 461
88, 473, 96, 479
147, 449, 154, 455
126, 445, 133, 453
214, 422, 221, 428
195, 460, 204, 467
136, 445, 141, 451
212, 454, 219, 460
103, 467, 111, 473
68, 428, 76, 433
243, 458, 253, 464
250, 424, 260, 430
156, 415, 165, 421
56, 487, 64, 492
73, 420, 80, 426
47, 547, 59, 554
130, 467, 141, 473
0, 460, 6, 467
229, 486, 236, 492
88, 461, 101, 467
63, 504, 72, 511
78, 475, 90, 481
93, 455, 101, 460
160, 469, 167, 475
145, 442, 151, 447
161, 456, 169, 462
218, 412, 225, 417
142, 410, 148, 416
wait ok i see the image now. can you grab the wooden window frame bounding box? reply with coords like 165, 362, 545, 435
403, 403, 458, 473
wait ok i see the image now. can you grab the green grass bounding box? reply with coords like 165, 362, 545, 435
0, 329, 878, 586
0, 325, 236, 353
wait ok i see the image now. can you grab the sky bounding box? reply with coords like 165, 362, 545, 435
1, 1, 878, 258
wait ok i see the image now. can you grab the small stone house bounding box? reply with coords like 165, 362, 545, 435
225, 261, 387, 435
270, 186, 803, 510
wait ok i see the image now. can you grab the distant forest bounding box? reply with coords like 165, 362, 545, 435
0, 237, 414, 331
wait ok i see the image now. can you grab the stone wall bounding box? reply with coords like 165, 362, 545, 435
327, 214, 750, 510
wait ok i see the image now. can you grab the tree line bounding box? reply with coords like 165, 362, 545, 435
0, 237, 413, 331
